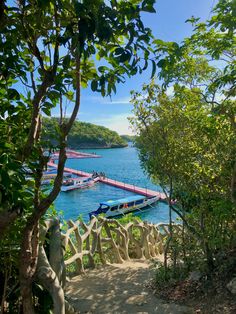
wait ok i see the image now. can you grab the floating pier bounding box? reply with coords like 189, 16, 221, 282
99, 177, 166, 199
50, 149, 101, 161
47, 162, 166, 199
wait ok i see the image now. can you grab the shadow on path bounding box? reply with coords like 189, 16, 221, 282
66, 260, 194, 314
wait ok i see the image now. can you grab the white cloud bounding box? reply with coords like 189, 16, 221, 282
103, 96, 131, 105
82, 95, 131, 105
88, 113, 135, 135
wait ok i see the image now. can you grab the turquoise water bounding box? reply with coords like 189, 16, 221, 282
54, 146, 173, 224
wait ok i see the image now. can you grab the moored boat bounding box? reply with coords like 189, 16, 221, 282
41, 172, 72, 185
61, 176, 99, 192
89, 195, 159, 219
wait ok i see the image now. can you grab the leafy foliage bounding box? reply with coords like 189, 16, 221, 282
131, 0, 236, 275
120, 134, 136, 143
0, 0, 156, 311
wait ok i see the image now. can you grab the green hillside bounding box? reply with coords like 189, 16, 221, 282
42, 118, 128, 149
120, 135, 136, 143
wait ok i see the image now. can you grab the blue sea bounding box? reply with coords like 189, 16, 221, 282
54, 145, 175, 224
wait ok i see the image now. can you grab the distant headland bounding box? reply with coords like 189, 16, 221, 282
43, 117, 131, 149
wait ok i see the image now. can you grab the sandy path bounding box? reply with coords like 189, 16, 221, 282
66, 260, 194, 314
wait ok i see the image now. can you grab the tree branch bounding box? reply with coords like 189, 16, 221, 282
64, 54, 81, 134
23, 73, 54, 159
30, 71, 36, 94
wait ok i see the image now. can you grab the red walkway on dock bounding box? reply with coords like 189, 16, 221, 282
99, 177, 166, 199
47, 162, 166, 199
51, 149, 101, 160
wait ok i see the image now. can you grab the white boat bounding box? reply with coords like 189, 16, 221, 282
89, 195, 159, 219
41, 172, 72, 185
61, 176, 99, 192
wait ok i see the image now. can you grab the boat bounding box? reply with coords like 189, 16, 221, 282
41, 172, 72, 185
89, 195, 159, 219
41, 179, 52, 185
61, 176, 100, 192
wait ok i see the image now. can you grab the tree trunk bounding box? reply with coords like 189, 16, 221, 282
163, 182, 173, 276
36, 245, 65, 314
19, 223, 39, 313
18, 41, 81, 313
49, 219, 66, 288
20, 280, 34, 314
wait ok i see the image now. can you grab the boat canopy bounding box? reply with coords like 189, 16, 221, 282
100, 195, 146, 207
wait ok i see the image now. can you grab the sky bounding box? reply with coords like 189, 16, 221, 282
51, 0, 217, 135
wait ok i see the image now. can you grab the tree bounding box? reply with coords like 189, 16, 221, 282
0, 0, 156, 312
131, 0, 236, 273
131, 81, 234, 270
153, 0, 236, 202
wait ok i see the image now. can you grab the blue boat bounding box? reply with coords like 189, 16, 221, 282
89, 195, 159, 219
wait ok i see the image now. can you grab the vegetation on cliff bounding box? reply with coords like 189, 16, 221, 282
120, 134, 136, 143
43, 118, 127, 148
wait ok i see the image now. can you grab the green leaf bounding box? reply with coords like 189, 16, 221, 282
98, 66, 108, 73
151, 60, 156, 78
114, 47, 124, 56
143, 59, 148, 71
63, 55, 71, 68
119, 52, 131, 63
7, 89, 20, 100
91, 80, 98, 91
42, 107, 51, 116
66, 91, 74, 101
157, 59, 166, 68
142, 0, 156, 13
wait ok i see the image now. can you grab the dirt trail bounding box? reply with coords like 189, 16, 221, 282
66, 260, 194, 314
